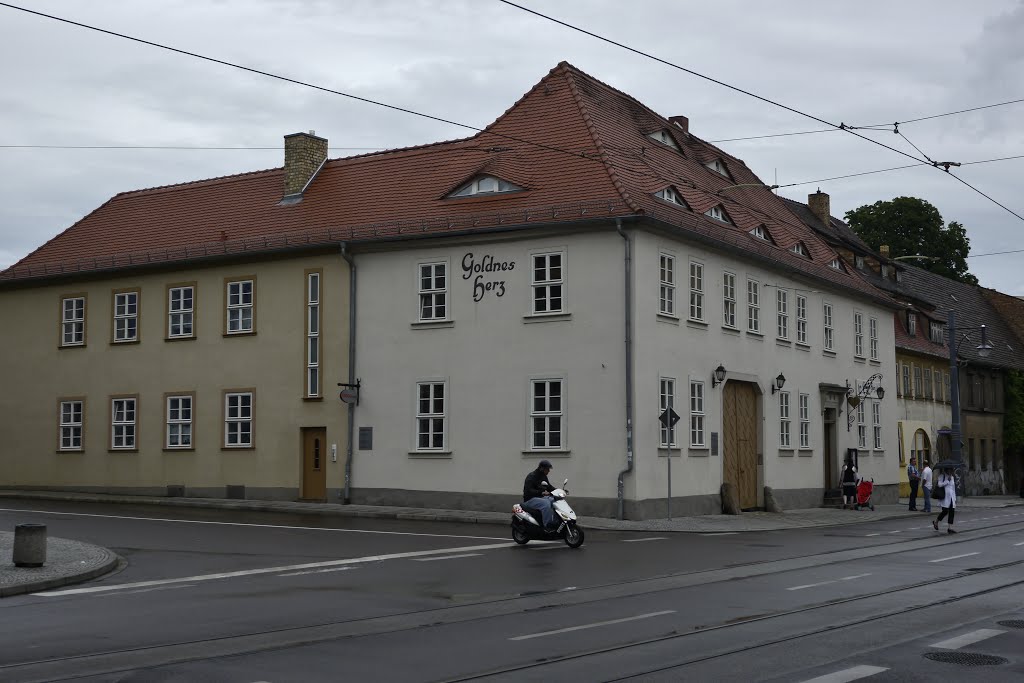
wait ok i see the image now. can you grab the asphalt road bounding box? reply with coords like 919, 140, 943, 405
1, 499, 1022, 682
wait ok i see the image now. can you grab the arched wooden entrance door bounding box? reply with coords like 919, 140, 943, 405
723, 381, 759, 509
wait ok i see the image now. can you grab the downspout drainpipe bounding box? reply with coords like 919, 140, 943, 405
616, 219, 634, 520
340, 243, 356, 504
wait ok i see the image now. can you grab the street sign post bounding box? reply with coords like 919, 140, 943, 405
659, 407, 681, 520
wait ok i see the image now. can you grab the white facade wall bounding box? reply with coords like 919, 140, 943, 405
351, 223, 900, 516
632, 231, 899, 508
353, 228, 628, 510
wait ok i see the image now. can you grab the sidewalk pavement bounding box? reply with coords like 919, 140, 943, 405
2, 489, 1021, 597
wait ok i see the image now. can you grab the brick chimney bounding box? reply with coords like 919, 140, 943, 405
807, 189, 831, 228
283, 131, 328, 198
669, 115, 689, 134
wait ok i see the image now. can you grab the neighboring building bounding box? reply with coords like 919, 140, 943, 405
1, 62, 902, 517
981, 287, 1024, 496
0, 133, 352, 502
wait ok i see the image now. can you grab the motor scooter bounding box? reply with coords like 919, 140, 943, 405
511, 478, 584, 548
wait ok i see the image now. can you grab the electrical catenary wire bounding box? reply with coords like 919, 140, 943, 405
496, 1, 1024, 222
776, 153, 1024, 189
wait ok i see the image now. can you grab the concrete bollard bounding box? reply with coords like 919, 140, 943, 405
13, 524, 47, 568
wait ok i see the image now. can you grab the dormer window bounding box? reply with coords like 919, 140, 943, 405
789, 242, 808, 256
655, 187, 686, 206
449, 175, 523, 198
646, 130, 679, 150
856, 256, 865, 269
751, 225, 768, 240
828, 258, 844, 271
908, 313, 917, 336
929, 321, 944, 344
704, 205, 731, 223
705, 159, 730, 177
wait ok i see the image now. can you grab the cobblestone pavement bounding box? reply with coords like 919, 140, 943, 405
0, 531, 120, 598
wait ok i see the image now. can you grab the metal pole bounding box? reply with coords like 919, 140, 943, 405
948, 309, 966, 498
667, 420, 672, 520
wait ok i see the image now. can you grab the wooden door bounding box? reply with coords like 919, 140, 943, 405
723, 381, 759, 509
301, 427, 327, 501
823, 409, 838, 489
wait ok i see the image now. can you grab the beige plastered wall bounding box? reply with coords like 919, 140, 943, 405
0, 252, 349, 497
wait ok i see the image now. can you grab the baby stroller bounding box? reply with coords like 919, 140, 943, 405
854, 478, 875, 511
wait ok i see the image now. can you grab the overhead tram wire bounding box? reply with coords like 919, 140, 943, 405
495, 1, 1024, 223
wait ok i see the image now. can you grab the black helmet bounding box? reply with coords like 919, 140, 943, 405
538, 460, 553, 469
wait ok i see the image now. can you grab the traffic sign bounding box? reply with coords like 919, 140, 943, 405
659, 408, 680, 428
340, 389, 358, 404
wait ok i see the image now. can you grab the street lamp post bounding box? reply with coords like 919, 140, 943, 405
947, 310, 994, 490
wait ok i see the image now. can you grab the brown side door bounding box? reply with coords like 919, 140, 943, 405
301, 427, 327, 502
723, 381, 759, 509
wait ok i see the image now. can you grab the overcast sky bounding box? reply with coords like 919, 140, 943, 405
2, 0, 1022, 293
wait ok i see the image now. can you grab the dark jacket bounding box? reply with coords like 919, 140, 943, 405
523, 469, 551, 501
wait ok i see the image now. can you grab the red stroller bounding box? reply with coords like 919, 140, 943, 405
854, 478, 875, 511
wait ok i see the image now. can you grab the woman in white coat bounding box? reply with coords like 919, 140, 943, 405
931, 467, 957, 534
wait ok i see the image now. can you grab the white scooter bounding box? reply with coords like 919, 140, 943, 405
511, 479, 585, 548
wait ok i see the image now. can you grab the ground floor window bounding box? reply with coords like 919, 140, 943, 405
224, 392, 253, 447
416, 381, 447, 450
531, 379, 563, 449
59, 399, 84, 450
111, 396, 137, 450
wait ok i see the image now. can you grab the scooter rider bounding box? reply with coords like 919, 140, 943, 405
522, 460, 557, 530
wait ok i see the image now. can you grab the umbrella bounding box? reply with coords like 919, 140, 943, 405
931, 459, 966, 471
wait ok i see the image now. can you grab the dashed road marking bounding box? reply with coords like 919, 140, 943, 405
509, 610, 675, 641
788, 573, 871, 591
412, 553, 482, 562
278, 567, 355, 577
931, 628, 1006, 650
797, 665, 889, 683
622, 537, 668, 543
929, 552, 980, 563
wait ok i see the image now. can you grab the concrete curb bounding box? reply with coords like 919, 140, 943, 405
0, 540, 120, 599
0, 489, 938, 533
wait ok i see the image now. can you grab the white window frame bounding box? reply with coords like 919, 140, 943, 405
872, 401, 882, 450
823, 302, 834, 351
61, 296, 86, 346
531, 251, 564, 315
113, 291, 139, 342
706, 159, 728, 176
111, 397, 137, 450
224, 392, 253, 448
723, 272, 737, 328
790, 243, 807, 256
799, 393, 810, 448
908, 313, 917, 336
869, 317, 879, 360
418, 261, 447, 322
450, 175, 522, 197
306, 271, 321, 397
914, 365, 923, 398
689, 380, 705, 447
854, 312, 864, 358
166, 395, 193, 449
659, 377, 676, 447
796, 294, 807, 344
530, 378, 564, 450
750, 225, 768, 240
924, 367, 933, 400
655, 187, 685, 205
705, 205, 729, 223
416, 381, 447, 451
930, 321, 944, 344
59, 400, 83, 451
659, 253, 675, 316
168, 286, 194, 339
688, 261, 704, 322
226, 279, 254, 334
647, 130, 679, 150
746, 278, 760, 333
779, 391, 791, 448
902, 363, 911, 397
829, 258, 843, 271
857, 399, 867, 449
776, 289, 789, 340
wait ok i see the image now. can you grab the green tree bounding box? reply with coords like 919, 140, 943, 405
1006, 370, 1024, 451
844, 196, 977, 284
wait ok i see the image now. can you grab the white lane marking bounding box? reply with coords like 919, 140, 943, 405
865, 533, 881, 537
622, 537, 668, 543
0, 507, 506, 541
798, 665, 889, 683
508, 610, 675, 641
118, 584, 196, 596
278, 567, 355, 577
1014, 541, 1024, 546
412, 553, 482, 562
929, 552, 980, 563
931, 628, 1006, 650
33, 542, 513, 596
886, 531, 901, 534
702, 532, 738, 536
788, 573, 870, 591
788, 580, 835, 591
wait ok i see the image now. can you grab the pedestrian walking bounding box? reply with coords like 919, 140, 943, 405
907, 459, 920, 511
921, 460, 933, 513
840, 455, 858, 510
932, 467, 957, 534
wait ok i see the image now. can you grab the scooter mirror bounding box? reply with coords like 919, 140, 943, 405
563, 478, 569, 487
